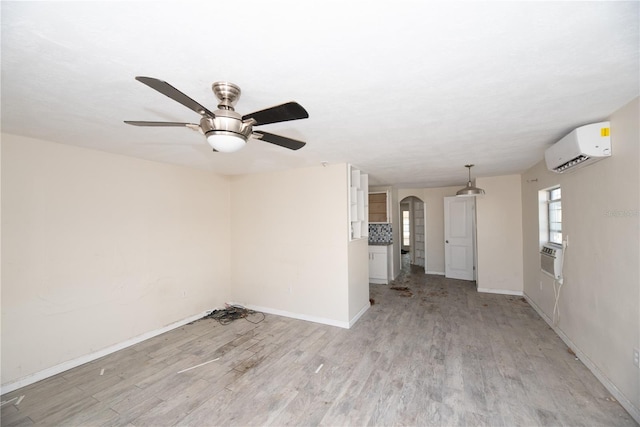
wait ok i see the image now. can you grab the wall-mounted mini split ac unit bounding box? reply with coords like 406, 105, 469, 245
545, 121, 611, 173
540, 244, 563, 281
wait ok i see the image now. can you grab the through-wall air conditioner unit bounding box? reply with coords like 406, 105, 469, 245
545, 121, 611, 173
540, 245, 563, 281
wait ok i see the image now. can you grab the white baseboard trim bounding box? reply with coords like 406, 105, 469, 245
1, 310, 209, 395
524, 293, 640, 424
426, 271, 445, 275
477, 287, 523, 296
369, 278, 388, 285
239, 303, 352, 329
349, 302, 371, 328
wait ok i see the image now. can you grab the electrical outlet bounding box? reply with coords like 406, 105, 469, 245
633, 349, 639, 368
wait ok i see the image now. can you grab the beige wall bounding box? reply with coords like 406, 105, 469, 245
1, 134, 232, 386
229, 163, 357, 326
398, 186, 459, 274
476, 174, 524, 294
522, 97, 639, 419
348, 238, 370, 323
2, 139, 364, 391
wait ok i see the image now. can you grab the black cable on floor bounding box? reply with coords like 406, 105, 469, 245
204, 305, 265, 325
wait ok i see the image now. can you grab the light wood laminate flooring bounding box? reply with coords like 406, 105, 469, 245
2, 263, 637, 426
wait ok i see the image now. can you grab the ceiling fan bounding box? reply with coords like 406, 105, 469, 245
125, 77, 309, 153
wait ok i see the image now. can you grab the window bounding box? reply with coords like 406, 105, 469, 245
402, 210, 410, 246
547, 187, 562, 245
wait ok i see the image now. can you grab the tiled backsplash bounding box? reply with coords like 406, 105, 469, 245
369, 223, 392, 243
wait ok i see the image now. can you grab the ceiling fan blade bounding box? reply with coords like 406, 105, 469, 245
135, 76, 216, 117
253, 130, 306, 150
242, 102, 308, 126
124, 121, 197, 127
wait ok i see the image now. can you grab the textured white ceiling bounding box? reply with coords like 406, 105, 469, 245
2, 1, 638, 187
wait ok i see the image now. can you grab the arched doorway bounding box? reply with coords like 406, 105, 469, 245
399, 196, 426, 271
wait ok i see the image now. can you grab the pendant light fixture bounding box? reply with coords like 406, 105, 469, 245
456, 164, 485, 196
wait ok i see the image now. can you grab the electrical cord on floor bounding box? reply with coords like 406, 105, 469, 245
204, 304, 265, 325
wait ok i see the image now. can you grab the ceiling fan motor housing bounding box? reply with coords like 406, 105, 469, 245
200, 110, 253, 140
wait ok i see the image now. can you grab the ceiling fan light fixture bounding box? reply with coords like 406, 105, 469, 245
456, 183, 486, 197
206, 132, 246, 153
456, 164, 485, 197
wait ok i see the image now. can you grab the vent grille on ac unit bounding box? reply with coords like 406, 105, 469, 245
540, 244, 563, 280
553, 155, 590, 173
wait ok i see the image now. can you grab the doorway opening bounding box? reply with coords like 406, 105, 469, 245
399, 196, 426, 272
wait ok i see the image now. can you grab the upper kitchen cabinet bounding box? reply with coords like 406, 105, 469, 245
369, 191, 389, 223
349, 165, 368, 240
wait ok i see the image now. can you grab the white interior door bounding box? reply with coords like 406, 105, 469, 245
444, 196, 476, 280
